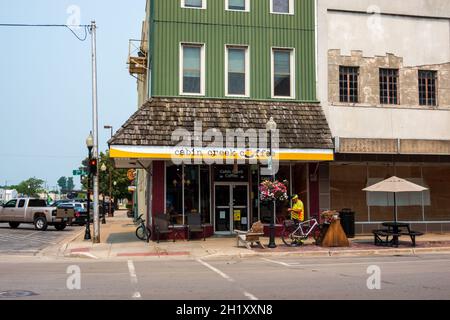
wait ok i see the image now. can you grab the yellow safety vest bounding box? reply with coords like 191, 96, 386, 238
291, 200, 304, 221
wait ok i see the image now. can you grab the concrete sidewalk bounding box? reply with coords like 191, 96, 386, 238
40, 210, 450, 260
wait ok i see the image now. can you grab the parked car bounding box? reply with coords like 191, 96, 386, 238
0, 198, 71, 231
58, 202, 88, 226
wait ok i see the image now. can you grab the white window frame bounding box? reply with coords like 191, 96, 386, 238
270, 0, 294, 15
225, 0, 250, 12
271, 47, 296, 99
225, 45, 250, 98
181, 0, 207, 10
179, 42, 206, 96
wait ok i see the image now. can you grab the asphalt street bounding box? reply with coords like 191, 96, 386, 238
0, 223, 82, 255
1, 254, 450, 300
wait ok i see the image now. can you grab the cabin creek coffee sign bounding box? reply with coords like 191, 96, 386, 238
214, 166, 248, 182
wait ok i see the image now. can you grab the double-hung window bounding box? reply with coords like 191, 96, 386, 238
226, 0, 249, 11
270, 0, 294, 14
181, 0, 206, 9
180, 43, 205, 95
272, 48, 295, 99
226, 46, 249, 96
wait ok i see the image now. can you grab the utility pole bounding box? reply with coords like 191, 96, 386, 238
90, 21, 100, 244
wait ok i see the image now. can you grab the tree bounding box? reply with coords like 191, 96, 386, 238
80, 150, 131, 202
14, 178, 45, 197
67, 177, 75, 192
57, 177, 67, 193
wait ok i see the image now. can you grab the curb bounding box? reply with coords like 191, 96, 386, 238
37, 227, 86, 258
198, 246, 450, 260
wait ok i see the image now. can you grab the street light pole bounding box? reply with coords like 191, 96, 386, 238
104, 125, 113, 217
85, 133, 93, 241
90, 21, 100, 244
100, 163, 107, 224
266, 117, 277, 249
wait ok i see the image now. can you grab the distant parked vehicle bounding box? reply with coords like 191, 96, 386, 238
58, 202, 88, 226
0, 198, 72, 231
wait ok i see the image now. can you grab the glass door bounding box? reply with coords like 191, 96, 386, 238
232, 185, 248, 231
214, 184, 249, 233
215, 185, 231, 232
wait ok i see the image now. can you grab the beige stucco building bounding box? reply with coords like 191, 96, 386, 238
317, 0, 450, 232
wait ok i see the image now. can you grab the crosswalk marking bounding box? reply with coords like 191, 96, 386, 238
0, 233, 57, 244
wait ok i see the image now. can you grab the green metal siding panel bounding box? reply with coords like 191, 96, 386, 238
150, 0, 317, 102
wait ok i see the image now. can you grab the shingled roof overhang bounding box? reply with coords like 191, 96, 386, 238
109, 98, 334, 167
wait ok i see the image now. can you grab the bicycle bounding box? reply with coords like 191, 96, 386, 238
281, 218, 323, 247
135, 214, 152, 242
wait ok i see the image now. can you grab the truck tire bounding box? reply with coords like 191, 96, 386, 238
54, 223, 67, 231
9, 222, 20, 229
34, 216, 48, 231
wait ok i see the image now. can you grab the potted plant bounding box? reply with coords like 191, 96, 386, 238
259, 180, 289, 202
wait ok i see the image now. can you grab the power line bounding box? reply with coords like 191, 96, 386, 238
0, 23, 92, 41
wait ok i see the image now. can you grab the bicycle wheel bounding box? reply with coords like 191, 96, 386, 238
136, 225, 146, 241
281, 225, 297, 247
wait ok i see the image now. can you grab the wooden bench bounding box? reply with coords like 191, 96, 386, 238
235, 221, 265, 250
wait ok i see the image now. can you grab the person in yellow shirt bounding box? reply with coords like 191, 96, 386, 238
288, 195, 305, 246
288, 195, 304, 223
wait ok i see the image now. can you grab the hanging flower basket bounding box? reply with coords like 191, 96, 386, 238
259, 180, 288, 202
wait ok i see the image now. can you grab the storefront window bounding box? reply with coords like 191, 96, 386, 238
276, 164, 291, 222
330, 164, 368, 222
423, 166, 450, 221
251, 165, 259, 224
184, 165, 200, 215
292, 163, 308, 219
368, 165, 396, 222
395, 165, 425, 221
200, 166, 211, 223
166, 164, 183, 220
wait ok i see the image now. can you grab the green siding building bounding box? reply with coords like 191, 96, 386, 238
111, 0, 333, 237
148, 0, 317, 101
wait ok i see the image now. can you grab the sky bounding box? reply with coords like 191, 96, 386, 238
0, 0, 145, 189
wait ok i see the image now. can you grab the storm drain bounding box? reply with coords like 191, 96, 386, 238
0, 290, 38, 298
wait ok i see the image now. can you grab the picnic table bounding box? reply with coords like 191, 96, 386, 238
373, 222, 424, 247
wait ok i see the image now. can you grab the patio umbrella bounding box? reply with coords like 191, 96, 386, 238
363, 176, 428, 222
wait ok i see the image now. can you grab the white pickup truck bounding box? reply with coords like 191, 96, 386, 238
0, 198, 71, 231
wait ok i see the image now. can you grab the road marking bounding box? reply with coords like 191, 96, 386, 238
262, 258, 450, 268
243, 292, 258, 300
196, 259, 234, 282
196, 259, 258, 300
0, 234, 57, 244
127, 260, 142, 299
261, 258, 292, 267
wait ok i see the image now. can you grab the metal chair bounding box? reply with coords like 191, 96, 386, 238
154, 214, 175, 243
186, 213, 206, 241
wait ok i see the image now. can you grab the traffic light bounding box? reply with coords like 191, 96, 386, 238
89, 158, 98, 176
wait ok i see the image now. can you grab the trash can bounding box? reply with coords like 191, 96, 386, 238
339, 209, 355, 238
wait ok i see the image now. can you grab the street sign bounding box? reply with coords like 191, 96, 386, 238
73, 170, 86, 176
